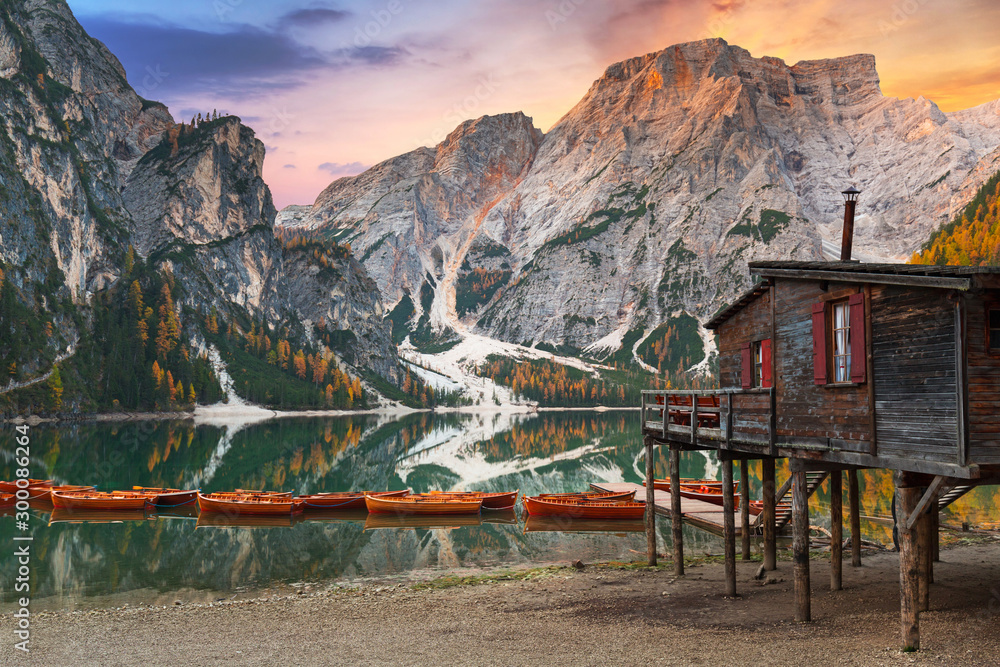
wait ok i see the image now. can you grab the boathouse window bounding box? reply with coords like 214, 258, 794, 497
741, 339, 772, 388
812, 293, 866, 385
990, 306, 1000, 352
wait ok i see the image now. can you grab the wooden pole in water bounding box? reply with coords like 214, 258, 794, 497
895, 478, 921, 651
762, 457, 777, 571
740, 459, 751, 561
792, 470, 811, 622
670, 445, 684, 576
848, 469, 862, 567
644, 435, 657, 567
830, 471, 843, 591
722, 457, 737, 597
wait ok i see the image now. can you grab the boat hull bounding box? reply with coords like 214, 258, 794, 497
523, 496, 646, 520
197, 493, 298, 516
365, 494, 482, 515
51, 491, 150, 511
417, 491, 518, 510
296, 490, 408, 510
0, 479, 52, 494
131, 488, 198, 507
537, 491, 635, 502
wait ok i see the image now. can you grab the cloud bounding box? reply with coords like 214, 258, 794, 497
318, 161, 369, 176
279, 7, 350, 28
284, 164, 298, 169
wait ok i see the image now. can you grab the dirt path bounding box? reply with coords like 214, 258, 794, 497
6, 540, 998, 666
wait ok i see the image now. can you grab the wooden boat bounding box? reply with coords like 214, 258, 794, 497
0, 493, 15, 510
363, 513, 483, 530
365, 493, 482, 515
234, 489, 293, 497
746, 500, 792, 517
197, 492, 300, 516
523, 495, 646, 520
523, 515, 646, 533
416, 490, 518, 510
131, 487, 198, 507
537, 491, 635, 502
295, 489, 409, 511
51, 490, 151, 511
0, 479, 52, 494
49, 508, 152, 524
644, 478, 729, 491
643, 479, 740, 506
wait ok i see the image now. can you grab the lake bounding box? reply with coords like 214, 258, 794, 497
2, 410, 997, 610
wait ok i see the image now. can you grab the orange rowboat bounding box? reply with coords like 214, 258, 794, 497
51, 490, 151, 511
0, 493, 15, 510
746, 500, 792, 517
0, 479, 52, 494
522, 496, 646, 520
365, 493, 482, 515
644, 480, 739, 507
296, 490, 409, 511
644, 478, 731, 492
417, 490, 518, 510
198, 492, 300, 516
536, 491, 635, 502
131, 487, 198, 507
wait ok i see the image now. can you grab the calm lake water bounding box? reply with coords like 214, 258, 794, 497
2, 410, 997, 609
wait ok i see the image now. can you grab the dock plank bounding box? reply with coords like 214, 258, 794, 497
590, 482, 748, 537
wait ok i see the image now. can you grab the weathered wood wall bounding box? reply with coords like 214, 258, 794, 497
871, 285, 959, 463
965, 289, 1000, 464
717, 288, 771, 438
773, 281, 871, 448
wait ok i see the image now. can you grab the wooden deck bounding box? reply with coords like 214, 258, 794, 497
589, 482, 753, 537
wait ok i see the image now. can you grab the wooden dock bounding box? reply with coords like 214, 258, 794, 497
589, 482, 749, 537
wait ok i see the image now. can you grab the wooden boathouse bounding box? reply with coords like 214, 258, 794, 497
639, 193, 1000, 650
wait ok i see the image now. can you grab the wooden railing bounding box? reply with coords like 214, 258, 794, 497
641, 388, 777, 454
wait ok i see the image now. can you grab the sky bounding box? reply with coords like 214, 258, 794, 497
69, 0, 1000, 209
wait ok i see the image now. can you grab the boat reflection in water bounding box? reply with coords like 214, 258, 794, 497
296, 508, 370, 524
363, 509, 520, 531
523, 515, 646, 534
49, 508, 155, 525
196, 512, 297, 529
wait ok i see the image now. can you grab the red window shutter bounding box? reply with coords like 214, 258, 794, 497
760, 338, 773, 388
741, 342, 752, 388
849, 292, 866, 383
812, 302, 827, 385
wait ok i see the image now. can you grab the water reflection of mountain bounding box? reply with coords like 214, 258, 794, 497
1, 412, 996, 607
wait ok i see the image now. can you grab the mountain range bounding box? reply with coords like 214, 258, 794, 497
2, 0, 1000, 413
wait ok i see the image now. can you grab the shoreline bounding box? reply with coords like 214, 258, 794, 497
2, 403, 640, 426
8, 539, 998, 665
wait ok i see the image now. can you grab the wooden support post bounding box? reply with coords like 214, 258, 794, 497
670, 445, 684, 576
931, 503, 940, 564
644, 436, 657, 567
741, 459, 751, 561
918, 507, 930, 612
848, 469, 862, 567
722, 457, 737, 597
792, 470, 811, 622
763, 457, 777, 571
830, 471, 843, 591
895, 481, 921, 651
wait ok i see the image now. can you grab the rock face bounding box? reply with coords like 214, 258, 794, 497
1, 0, 398, 388
285, 39, 1000, 357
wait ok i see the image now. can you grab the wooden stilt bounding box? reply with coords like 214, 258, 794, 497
722, 457, 737, 597
895, 481, 921, 651
792, 470, 811, 622
830, 471, 843, 592
740, 459, 751, 561
644, 436, 657, 567
918, 505, 930, 612
848, 469, 862, 567
763, 457, 777, 571
931, 504, 940, 564
670, 445, 684, 576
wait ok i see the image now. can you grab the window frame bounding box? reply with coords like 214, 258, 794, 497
829, 299, 853, 384
752, 340, 763, 388
812, 288, 867, 387
987, 301, 1000, 356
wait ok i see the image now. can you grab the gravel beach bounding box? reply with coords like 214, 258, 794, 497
5, 538, 998, 666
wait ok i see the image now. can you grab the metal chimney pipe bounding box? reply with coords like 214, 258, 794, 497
840, 186, 861, 262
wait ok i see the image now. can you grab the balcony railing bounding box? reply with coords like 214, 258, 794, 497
641, 388, 777, 454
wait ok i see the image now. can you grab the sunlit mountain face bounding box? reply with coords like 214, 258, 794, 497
3, 413, 996, 608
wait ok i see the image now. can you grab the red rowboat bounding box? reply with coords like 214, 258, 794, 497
131, 487, 198, 507
0, 479, 52, 494
0, 493, 15, 510
746, 500, 792, 516
295, 490, 409, 511
51, 490, 151, 511
417, 490, 519, 510
197, 492, 300, 516
365, 493, 482, 515
644, 479, 739, 507
537, 491, 635, 502
522, 496, 646, 520
644, 478, 730, 492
